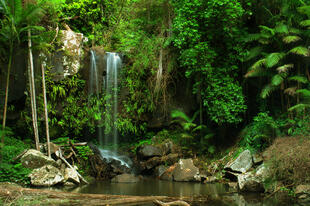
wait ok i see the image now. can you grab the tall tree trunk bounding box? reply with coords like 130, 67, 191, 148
41, 64, 51, 157
1, 45, 13, 161
28, 30, 40, 150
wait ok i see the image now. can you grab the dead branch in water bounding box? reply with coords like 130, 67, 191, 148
153, 199, 191, 206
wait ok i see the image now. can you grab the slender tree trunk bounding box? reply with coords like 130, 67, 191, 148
28, 30, 40, 150
41, 64, 51, 157
1, 45, 13, 161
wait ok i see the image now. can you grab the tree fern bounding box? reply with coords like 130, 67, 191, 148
288, 75, 308, 83
245, 58, 266, 78
300, 19, 310, 27
283, 35, 302, 43
274, 24, 289, 34
261, 84, 277, 99
289, 89, 310, 111
259, 25, 276, 36
289, 46, 309, 56
276, 64, 294, 73
271, 73, 288, 86
265, 52, 286, 68
245, 46, 263, 61
243, 33, 262, 42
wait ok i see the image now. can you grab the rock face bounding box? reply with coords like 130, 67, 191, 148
137, 145, 162, 159
21, 149, 58, 169
160, 164, 176, 181
111, 174, 139, 183
29, 165, 64, 186
172, 159, 200, 182
225, 150, 253, 173
237, 173, 264, 192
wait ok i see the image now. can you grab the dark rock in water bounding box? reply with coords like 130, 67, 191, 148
111, 174, 139, 183
140, 153, 179, 171
224, 150, 253, 173
137, 145, 162, 159
20, 149, 58, 169
172, 159, 200, 182
29, 165, 64, 186
154, 165, 168, 178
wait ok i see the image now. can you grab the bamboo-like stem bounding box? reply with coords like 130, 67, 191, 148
41, 64, 50, 157
28, 30, 40, 151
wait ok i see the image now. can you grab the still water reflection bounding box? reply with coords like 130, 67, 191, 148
69, 179, 296, 206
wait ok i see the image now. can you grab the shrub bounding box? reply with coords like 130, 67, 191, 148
264, 137, 310, 185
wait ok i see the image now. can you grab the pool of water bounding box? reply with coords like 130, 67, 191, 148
64, 179, 296, 206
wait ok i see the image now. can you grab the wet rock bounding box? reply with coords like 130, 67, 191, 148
29, 165, 64, 186
154, 165, 168, 178
64, 167, 80, 184
140, 153, 179, 171
237, 173, 264, 192
21, 149, 58, 169
172, 159, 200, 182
255, 164, 269, 179
228, 182, 238, 190
137, 145, 162, 159
111, 174, 139, 183
160, 164, 176, 181
224, 150, 253, 173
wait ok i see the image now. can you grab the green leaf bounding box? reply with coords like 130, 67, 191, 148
288, 76, 308, 84
282, 35, 301, 43
271, 73, 287, 86
274, 24, 289, 34
265, 53, 285, 68
288, 103, 310, 111
245, 46, 263, 61
289, 46, 309, 57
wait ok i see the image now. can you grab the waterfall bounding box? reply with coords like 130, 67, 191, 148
89, 50, 104, 146
103, 52, 122, 150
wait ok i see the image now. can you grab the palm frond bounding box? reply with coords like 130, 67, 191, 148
276, 64, 294, 73
23, 5, 45, 25
282, 35, 301, 43
245, 46, 263, 61
271, 73, 288, 86
11, 0, 23, 24
300, 19, 310, 27
288, 75, 309, 83
0, 0, 8, 15
265, 52, 285, 68
261, 84, 277, 99
289, 46, 310, 57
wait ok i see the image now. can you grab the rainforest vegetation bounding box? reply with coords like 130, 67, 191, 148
0, 0, 310, 192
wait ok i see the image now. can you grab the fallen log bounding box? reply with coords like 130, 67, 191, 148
153, 199, 191, 206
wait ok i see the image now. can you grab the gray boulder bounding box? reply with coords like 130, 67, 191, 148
29, 165, 64, 186
111, 174, 139, 183
172, 159, 200, 182
154, 165, 168, 178
137, 145, 162, 159
160, 164, 176, 181
237, 173, 264, 192
225, 150, 253, 173
21, 149, 58, 169
64, 167, 80, 184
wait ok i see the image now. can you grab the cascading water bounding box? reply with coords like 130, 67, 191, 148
89, 50, 104, 146
103, 52, 122, 150
89, 50, 131, 169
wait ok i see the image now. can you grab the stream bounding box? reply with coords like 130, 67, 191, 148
62, 179, 296, 206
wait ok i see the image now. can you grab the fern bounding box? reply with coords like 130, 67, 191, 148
296, 89, 310, 96
259, 25, 275, 36
288, 103, 310, 111
245, 46, 263, 61
171, 110, 198, 124
289, 46, 309, 56
276, 64, 294, 73
243, 33, 261, 42
274, 24, 289, 34
271, 73, 288, 86
297, 5, 310, 15
300, 19, 310, 27
261, 84, 277, 99
265, 52, 285, 68
288, 75, 309, 83
282, 35, 301, 43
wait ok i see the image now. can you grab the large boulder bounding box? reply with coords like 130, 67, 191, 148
237, 173, 264, 192
160, 164, 176, 181
172, 159, 200, 182
225, 150, 253, 173
21, 149, 58, 169
111, 174, 139, 183
137, 145, 162, 159
154, 165, 168, 178
140, 153, 179, 171
29, 165, 64, 186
